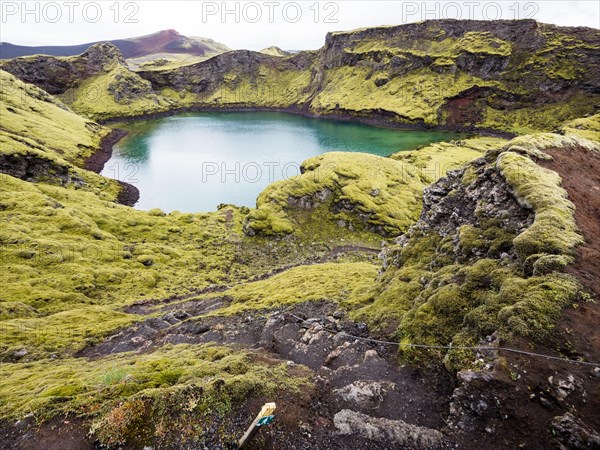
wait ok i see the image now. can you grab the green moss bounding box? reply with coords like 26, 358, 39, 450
497, 151, 582, 259
498, 132, 600, 160
0, 302, 38, 320
198, 262, 378, 316
0, 343, 310, 446
245, 152, 427, 237
348, 231, 441, 333
560, 113, 600, 142
390, 137, 504, 183
532, 254, 573, 276
148, 208, 166, 217
0, 306, 139, 359
497, 274, 579, 339
0, 70, 110, 165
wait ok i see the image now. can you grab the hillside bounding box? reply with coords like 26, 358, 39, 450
1, 19, 599, 450
3, 20, 597, 133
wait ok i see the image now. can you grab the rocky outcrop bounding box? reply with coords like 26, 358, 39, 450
447, 369, 506, 434
107, 70, 156, 104
0, 153, 83, 187
0, 43, 125, 94
416, 156, 533, 239
333, 380, 396, 410
552, 413, 600, 450
139, 49, 314, 95
334, 409, 445, 449
243, 152, 428, 237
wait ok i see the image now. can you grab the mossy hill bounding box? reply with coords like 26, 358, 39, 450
2, 20, 598, 133
1, 19, 599, 449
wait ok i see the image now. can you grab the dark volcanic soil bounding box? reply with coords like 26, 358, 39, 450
542, 145, 600, 366
84, 128, 140, 207
115, 179, 140, 207
0, 416, 95, 450
84, 128, 128, 173
4, 299, 455, 450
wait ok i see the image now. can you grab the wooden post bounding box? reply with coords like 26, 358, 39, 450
238, 402, 276, 449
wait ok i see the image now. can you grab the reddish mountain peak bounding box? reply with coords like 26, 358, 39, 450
155, 29, 182, 38
0, 29, 230, 59
120, 29, 202, 58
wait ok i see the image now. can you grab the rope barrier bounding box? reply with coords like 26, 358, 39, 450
287, 313, 600, 368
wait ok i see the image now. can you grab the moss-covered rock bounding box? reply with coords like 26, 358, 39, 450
531, 254, 573, 276
66, 63, 172, 120
497, 150, 583, 260
560, 113, 600, 142
244, 152, 428, 238
354, 135, 584, 369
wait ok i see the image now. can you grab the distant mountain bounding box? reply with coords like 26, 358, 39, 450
260, 46, 291, 57
0, 29, 230, 59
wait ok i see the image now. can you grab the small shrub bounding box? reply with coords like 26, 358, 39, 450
102, 368, 129, 385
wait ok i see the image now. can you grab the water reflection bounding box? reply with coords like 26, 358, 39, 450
102, 111, 465, 212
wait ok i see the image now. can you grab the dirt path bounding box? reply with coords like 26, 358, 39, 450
124, 245, 380, 315
73, 299, 454, 449
319, 245, 381, 262
3, 296, 454, 449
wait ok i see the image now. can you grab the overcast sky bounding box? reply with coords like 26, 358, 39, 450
1, 1, 598, 51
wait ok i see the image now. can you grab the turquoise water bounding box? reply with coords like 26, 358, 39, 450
102, 111, 464, 212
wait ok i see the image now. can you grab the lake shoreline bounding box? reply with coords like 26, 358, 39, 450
85, 128, 129, 173
85, 128, 140, 207
89, 108, 499, 212
96, 105, 516, 140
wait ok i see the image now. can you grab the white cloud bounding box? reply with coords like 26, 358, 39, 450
1, 1, 598, 50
